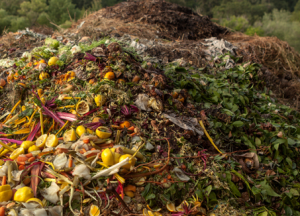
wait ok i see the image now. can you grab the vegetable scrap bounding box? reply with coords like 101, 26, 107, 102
0, 34, 299, 216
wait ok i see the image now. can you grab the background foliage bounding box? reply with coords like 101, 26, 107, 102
1, 0, 300, 52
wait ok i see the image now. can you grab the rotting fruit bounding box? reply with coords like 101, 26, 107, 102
39, 72, 50, 80
96, 126, 112, 139
76, 125, 86, 137
119, 154, 136, 170
104, 72, 115, 80
48, 57, 59, 66
0, 185, 12, 202
94, 95, 106, 107
76, 101, 90, 115
101, 148, 121, 166
14, 186, 34, 202
120, 121, 130, 129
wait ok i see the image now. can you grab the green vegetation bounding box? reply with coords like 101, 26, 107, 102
1, 0, 300, 52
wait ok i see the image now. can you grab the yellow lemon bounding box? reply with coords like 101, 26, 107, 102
176, 200, 189, 212
166, 203, 176, 212
14, 186, 34, 202
36, 134, 48, 148
76, 101, 89, 115
86, 128, 94, 134
96, 126, 112, 139
143, 208, 149, 216
76, 125, 86, 137
63, 129, 77, 142
89, 204, 100, 216
124, 191, 134, 198
26, 198, 43, 207
94, 95, 106, 107
10, 148, 25, 160
20, 141, 35, 150
0, 184, 12, 202
39, 72, 50, 80
60, 182, 70, 192
101, 148, 115, 166
148, 211, 155, 216
45, 134, 58, 147
135, 177, 146, 186
28, 145, 40, 153
119, 154, 136, 170
48, 57, 59, 66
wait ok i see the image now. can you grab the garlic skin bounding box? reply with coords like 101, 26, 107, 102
41, 182, 60, 204
53, 153, 68, 170
73, 164, 91, 179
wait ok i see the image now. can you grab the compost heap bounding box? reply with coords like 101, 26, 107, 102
0, 28, 300, 216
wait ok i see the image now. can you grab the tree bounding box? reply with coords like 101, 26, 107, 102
10, 17, 30, 32
291, 0, 300, 21
212, 0, 273, 24
48, 0, 80, 25
90, 0, 103, 12
0, 9, 11, 34
18, 0, 48, 27
72, 0, 93, 9
0, 0, 25, 16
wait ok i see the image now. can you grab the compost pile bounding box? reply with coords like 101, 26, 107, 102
0, 2, 299, 216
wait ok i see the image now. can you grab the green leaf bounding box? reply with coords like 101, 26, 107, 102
232, 121, 244, 127
290, 188, 299, 196
286, 157, 293, 168
258, 212, 268, 216
228, 181, 241, 197
284, 206, 293, 216
255, 137, 261, 146
259, 180, 281, 197
145, 193, 155, 200
231, 170, 253, 193
288, 138, 296, 145
18, 108, 34, 118
272, 139, 286, 145
141, 183, 151, 197
239, 95, 245, 105
33, 97, 42, 108
252, 186, 261, 195
204, 185, 212, 199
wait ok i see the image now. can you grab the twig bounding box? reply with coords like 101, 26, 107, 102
67, 8, 73, 22
106, 185, 133, 214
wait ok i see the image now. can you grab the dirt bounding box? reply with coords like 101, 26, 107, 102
101, 0, 227, 40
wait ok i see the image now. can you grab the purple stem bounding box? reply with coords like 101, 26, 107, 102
0, 138, 22, 145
